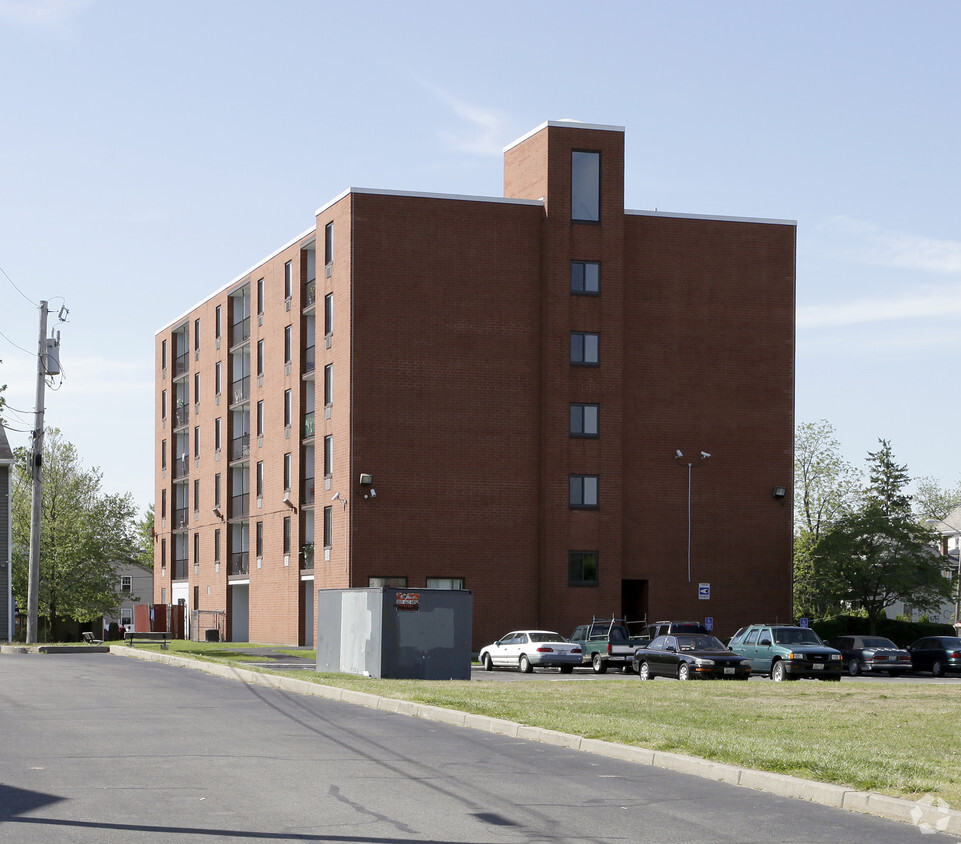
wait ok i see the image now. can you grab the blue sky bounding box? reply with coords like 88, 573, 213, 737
1, 0, 959, 513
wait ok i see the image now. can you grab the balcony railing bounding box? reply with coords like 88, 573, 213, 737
304, 344, 316, 373
301, 544, 314, 570
173, 557, 188, 580
231, 376, 250, 405
305, 279, 316, 307
173, 507, 189, 529
174, 404, 190, 428
173, 457, 189, 480
229, 552, 249, 577
174, 352, 189, 378
231, 317, 250, 346
303, 411, 315, 439
230, 493, 249, 520
302, 477, 315, 505
230, 435, 250, 462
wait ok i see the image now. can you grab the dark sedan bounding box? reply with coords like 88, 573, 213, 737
831, 635, 913, 676
633, 634, 752, 680
907, 636, 961, 677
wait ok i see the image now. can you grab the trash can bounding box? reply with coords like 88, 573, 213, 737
205, 629, 220, 643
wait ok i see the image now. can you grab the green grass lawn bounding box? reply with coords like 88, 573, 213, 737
142, 640, 961, 807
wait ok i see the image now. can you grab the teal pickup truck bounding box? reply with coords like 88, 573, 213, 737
569, 616, 647, 674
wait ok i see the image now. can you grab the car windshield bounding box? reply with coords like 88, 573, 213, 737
528, 632, 564, 643
677, 635, 726, 651
862, 638, 898, 649
773, 628, 822, 646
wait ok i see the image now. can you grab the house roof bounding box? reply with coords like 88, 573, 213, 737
929, 506, 961, 535
0, 425, 13, 464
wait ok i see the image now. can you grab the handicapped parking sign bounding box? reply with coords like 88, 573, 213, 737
698, 583, 710, 600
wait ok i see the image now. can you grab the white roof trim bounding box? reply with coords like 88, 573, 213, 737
627, 209, 796, 227
316, 187, 542, 217
504, 120, 625, 152
155, 225, 316, 334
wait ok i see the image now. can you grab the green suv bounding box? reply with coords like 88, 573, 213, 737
729, 625, 842, 681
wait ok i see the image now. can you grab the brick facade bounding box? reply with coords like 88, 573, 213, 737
154, 120, 796, 649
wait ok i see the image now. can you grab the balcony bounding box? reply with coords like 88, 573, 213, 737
231, 318, 250, 347
230, 376, 250, 406
174, 404, 190, 429
173, 557, 188, 580
300, 544, 314, 570
303, 411, 315, 439
229, 552, 249, 577
302, 477, 315, 506
173, 457, 189, 481
230, 434, 250, 462
173, 507, 189, 529
304, 344, 316, 373
230, 493, 249, 520
304, 279, 316, 308
173, 352, 189, 378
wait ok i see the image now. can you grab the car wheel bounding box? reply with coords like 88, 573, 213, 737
592, 653, 608, 674
559, 664, 573, 674
638, 661, 651, 680
932, 659, 945, 678
519, 655, 533, 674
848, 658, 860, 677
482, 653, 493, 672
678, 663, 691, 681
771, 660, 786, 682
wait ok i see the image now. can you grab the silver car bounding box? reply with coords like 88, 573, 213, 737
479, 630, 582, 673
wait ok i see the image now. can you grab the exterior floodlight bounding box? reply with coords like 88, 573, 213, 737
331, 492, 341, 501
675, 449, 684, 459
700, 451, 711, 459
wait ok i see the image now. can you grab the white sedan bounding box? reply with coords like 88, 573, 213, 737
478, 630, 582, 673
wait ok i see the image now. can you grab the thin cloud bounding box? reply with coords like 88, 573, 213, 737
416, 79, 509, 156
0, 0, 92, 25
798, 284, 961, 329
824, 216, 961, 275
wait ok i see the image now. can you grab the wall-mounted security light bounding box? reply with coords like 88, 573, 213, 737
773, 486, 787, 499
359, 473, 373, 486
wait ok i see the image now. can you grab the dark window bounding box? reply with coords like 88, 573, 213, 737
257, 339, 264, 376
369, 576, 407, 587
215, 305, 222, 339
284, 325, 292, 364
325, 293, 334, 336
570, 332, 600, 365
325, 222, 334, 265
323, 506, 332, 548
121, 575, 132, 593
570, 261, 600, 295
194, 319, 200, 351
283, 516, 291, 555
571, 150, 600, 222
161, 439, 167, 470
569, 474, 599, 508
324, 435, 333, 476
324, 364, 333, 406
257, 278, 264, 315
256, 400, 264, 437
256, 521, 263, 557
161, 339, 167, 369
215, 361, 222, 395
568, 551, 599, 586
256, 461, 264, 498
570, 403, 599, 437
284, 261, 293, 300
284, 389, 292, 428
193, 479, 199, 511
214, 473, 221, 508
214, 529, 221, 563
283, 452, 291, 492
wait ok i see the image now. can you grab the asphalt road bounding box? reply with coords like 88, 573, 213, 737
0, 652, 955, 843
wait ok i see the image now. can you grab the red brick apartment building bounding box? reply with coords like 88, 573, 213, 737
154, 120, 796, 649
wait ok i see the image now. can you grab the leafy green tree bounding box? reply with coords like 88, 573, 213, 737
913, 476, 961, 522
134, 505, 155, 569
808, 503, 949, 632
11, 428, 141, 639
866, 438, 912, 517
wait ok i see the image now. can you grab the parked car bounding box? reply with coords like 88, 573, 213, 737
906, 636, 961, 677
728, 624, 843, 681
829, 635, 912, 676
633, 633, 751, 680
569, 616, 646, 673
478, 630, 582, 673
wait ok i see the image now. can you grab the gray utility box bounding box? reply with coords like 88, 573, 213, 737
316, 587, 473, 680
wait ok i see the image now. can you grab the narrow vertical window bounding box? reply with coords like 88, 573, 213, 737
324, 435, 333, 477
283, 452, 292, 492
324, 364, 333, 406
256, 521, 263, 558
284, 325, 292, 364
257, 339, 264, 376
161, 339, 167, 370
193, 479, 199, 511
215, 305, 222, 339
214, 473, 221, 508
161, 439, 167, 470
323, 506, 332, 548
284, 261, 293, 301
194, 372, 200, 404
284, 389, 292, 428
214, 529, 221, 563
194, 319, 200, 351
256, 461, 264, 498
324, 293, 333, 336
193, 426, 200, 458
161, 390, 167, 419
257, 400, 264, 437
161, 488, 167, 518
215, 417, 222, 451
215, 361, 222, 396
257, 278, 264, 315
194, 532, 200, 565
324, 222, 334, 265
571, 150, 601, 222
283, 516, 291, 555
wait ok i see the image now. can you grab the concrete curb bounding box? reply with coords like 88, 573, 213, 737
87, 646, 957, 835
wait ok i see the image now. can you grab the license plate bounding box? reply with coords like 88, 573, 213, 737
724, 667, 735, 675
812, 663, 824, 670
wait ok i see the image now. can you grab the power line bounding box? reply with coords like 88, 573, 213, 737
0, 264, 39, 308
0, 327, 34, 356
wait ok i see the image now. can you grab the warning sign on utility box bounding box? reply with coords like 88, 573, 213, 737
395, 592, 420, 611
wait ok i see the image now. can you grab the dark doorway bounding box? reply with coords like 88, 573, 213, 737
622, 579, 648, 626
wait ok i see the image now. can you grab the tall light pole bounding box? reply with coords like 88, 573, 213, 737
675, 449, 711, 584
